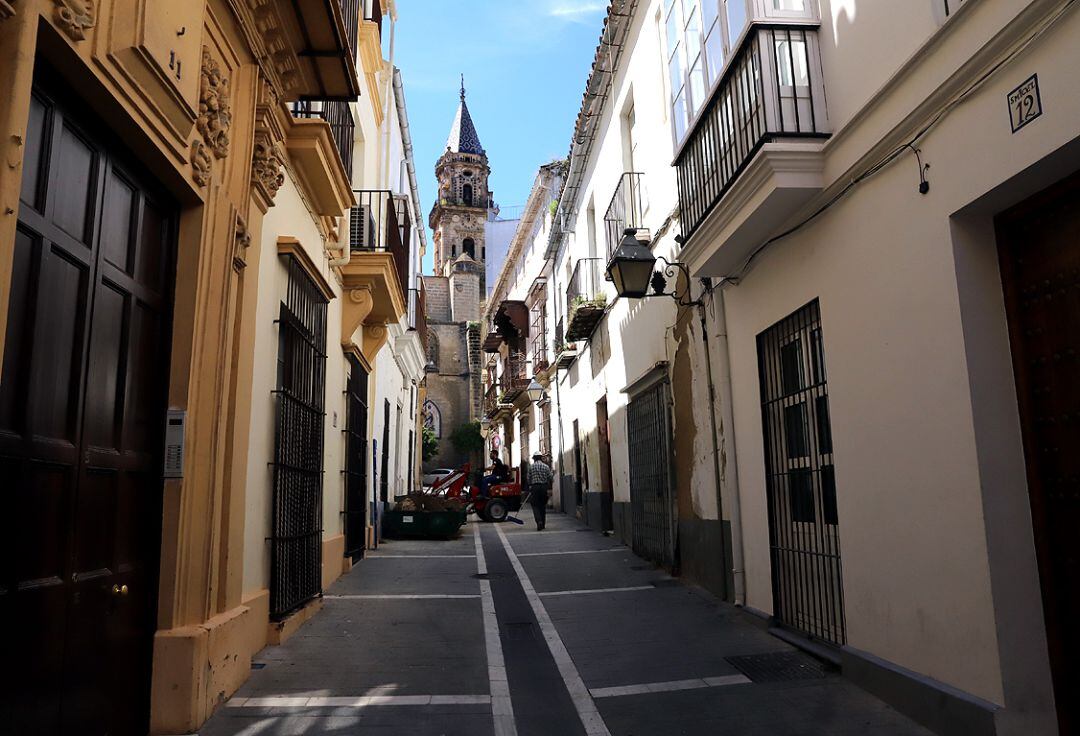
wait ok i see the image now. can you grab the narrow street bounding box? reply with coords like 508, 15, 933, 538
202, 512, 930, 736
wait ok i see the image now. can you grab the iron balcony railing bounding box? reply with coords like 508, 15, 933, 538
675, 26, 828, 244
538, 404, 551, 457
292, 100, 355, 182
408, 285, 427, 352
565, 258, 607, 343
499, 353, 529, 400
484, 381, 500, 417
604, 172, 646, 263
566, 258, 605, 318
342, 0, 360, 57
531, 307, 548, 375
350, 190, 410, 296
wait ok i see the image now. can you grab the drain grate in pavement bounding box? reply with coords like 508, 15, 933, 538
725, 651, 836, 683
501, 622, 537, 642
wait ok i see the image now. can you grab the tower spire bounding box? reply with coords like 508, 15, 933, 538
444, 78, 484, 155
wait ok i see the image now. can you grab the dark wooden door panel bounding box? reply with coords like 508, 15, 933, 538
49, 122, 98, 246
1, 77, 174, 736
31, 245, 90, 444
0, 228, 37, 435
997, 169, 1080, 736
20, 95, 49, 211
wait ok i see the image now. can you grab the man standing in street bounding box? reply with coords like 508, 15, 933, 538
527, 452, 554, 531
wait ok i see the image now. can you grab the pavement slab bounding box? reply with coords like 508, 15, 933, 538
200, 512, 933, 736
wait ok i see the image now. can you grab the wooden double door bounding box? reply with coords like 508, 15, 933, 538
997, 170, 1080, 735
0, 80, 175, 734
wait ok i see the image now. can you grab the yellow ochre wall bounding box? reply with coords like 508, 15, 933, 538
0, 0, 360, 733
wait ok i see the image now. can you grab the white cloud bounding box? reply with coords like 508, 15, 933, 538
548, 2, 607, 22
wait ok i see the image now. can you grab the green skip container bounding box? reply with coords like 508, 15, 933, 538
382, 509, 467, 539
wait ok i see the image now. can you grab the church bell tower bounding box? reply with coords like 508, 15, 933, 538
429, 78, 494, 292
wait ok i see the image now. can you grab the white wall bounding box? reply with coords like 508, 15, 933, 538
242, 172, 348, 596
689, 0, 1080, 717
484, 215, 521, 295
547, 0, 721, 525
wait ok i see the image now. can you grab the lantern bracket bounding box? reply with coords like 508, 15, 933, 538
648, 256, 703, 308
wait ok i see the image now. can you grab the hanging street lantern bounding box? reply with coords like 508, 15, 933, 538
606, 228, 657, 299
525, 377, 545, 404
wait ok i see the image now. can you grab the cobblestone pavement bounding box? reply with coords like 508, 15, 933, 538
200, 510, 933, 735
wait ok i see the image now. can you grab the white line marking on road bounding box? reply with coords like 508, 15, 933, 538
515, 548, 627, 557
367, 554, 476, 558
227, 694, 493, 708
588, 674, 750, 698
325, 594, 481, 600
496, 523, 612, 736
476, 525, 518, 736
537, 586, 655, 597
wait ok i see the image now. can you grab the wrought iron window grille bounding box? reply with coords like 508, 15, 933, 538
269, 256, 329, 619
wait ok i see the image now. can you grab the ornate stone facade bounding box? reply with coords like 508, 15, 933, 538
198, 47, 232, 159
190, 139, 212, 187
251, 132, 284, 203
53, 0, 94, 41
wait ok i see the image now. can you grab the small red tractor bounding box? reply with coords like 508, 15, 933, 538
429, 463, 523, 523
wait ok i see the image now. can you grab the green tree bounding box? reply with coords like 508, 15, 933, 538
422, 425, 439, 462
450, 421, 485, 456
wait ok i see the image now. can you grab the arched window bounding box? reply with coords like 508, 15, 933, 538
423, 400, 442, 438
463, 238, 476, 258
462, 183, 473, 206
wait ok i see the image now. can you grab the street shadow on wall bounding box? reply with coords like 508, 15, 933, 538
589, 314, 612, 377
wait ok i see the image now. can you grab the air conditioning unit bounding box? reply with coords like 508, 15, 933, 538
349, 205, 376, 250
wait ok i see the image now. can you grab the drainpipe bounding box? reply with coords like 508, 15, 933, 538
548, 255, 568, 512
700, 285, 745, 605
392, 66, 428, 277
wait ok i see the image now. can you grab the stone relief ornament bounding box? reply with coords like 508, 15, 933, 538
251, 134, 284, 203
54, 0, 95, 41
190, 140, 212, 188
197, 47, 232, 159
233, 214, 252, 271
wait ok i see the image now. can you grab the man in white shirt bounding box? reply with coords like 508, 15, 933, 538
527, 453, 554, 531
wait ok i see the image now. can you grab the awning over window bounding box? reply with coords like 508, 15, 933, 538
483, 300, 530, 353
494, 300, 530, 340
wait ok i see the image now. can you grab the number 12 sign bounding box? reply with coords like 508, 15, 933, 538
1008, 74, 1042, 134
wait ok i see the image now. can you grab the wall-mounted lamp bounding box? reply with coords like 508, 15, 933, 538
606, 228, 702, 308
525, 377, 545, 404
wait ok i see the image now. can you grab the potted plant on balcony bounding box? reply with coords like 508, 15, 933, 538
566, 293, 608, 342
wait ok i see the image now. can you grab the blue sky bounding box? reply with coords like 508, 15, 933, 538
394, 1, 609, 274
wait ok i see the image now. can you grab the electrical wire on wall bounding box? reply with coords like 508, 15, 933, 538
719, 0, 1077, 285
